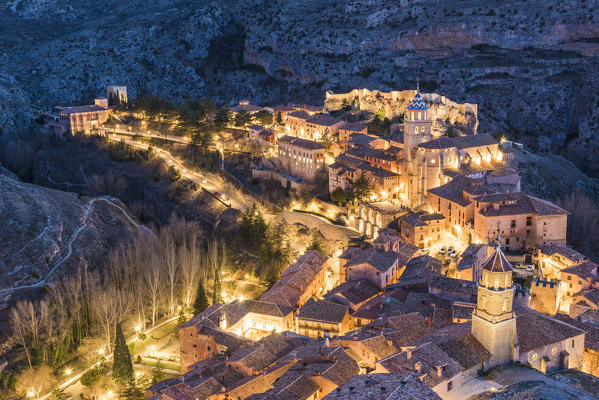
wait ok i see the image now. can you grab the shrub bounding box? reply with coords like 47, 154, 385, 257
80, 363, 105, 387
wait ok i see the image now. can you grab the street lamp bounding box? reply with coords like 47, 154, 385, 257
98, 348, 105, 355
65, 368, 72, 376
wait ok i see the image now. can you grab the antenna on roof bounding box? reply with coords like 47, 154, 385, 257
416, 77, 420, 92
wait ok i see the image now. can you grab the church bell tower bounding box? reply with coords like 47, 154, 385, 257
471, 235, 519, 368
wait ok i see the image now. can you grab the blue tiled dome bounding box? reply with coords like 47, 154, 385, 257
407, 92, 428, 110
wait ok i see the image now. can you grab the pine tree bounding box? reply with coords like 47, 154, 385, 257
193, 280, 209, 315
112, 323, 134, 383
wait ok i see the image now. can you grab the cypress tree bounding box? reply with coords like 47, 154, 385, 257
193, 280, 209, 315
112, 323, 134, 383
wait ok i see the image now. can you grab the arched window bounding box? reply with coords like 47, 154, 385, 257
418, 112, 422, 120
480, 295, 487, 310
502, 298, 509, 312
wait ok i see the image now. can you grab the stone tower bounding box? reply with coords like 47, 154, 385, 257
403, 89, 432, 155
471, 236, 519, 368
403, 88, 432, 208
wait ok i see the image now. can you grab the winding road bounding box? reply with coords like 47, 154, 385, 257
0, 197, 139, 295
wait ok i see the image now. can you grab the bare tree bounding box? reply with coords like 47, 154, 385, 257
144, 247, 164, 327
10, 301, 33, 368
90, 283, 131, 352
163, 235, 179, 316
180, 234, 205, 308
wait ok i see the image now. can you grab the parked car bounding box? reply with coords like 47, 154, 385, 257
420, 248, 430, 255
449, 250, 458, 258
439, 247, 447, 255
525, 265, 534, 272
448, 246, 454, 253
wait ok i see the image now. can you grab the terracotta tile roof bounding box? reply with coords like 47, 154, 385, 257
322, 372, 442, 400
345, 247, 400, 273
574, 289, 599, 307
475, 192, 568, 217
516, 309, 586, 352
436, 334, 490, 370
287, 110, 310, 119
429, 276, 477, 298
326, 279, 382, 307
400, 212, 444, 227
427, 176, 476, 206
360, 335, 399, 360
399, 255, 444, 282
452, 303, 475, 320
347, 133, 379, 146
255, 333, 305, 358
57, 104, 107, 114
562, 261, 598, 280
278, 135, 325, 150
578, 309, 599, 326
377, 342, 464, 388
296, 298, 349, 324
458, 244, 487, 271
277, 376, 320, 399
305, 114, 342, 126
481, 246, 513, 272
539, 244, 585, 263
555, 314, 599, 352
260, 250, 329, 307
340, 122, 368, 132
229, 346, 278, 372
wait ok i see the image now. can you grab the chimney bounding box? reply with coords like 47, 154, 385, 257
426, 316, 432, 325
324, 337, 330, 347
435, 365, 444, 377
406, 349, 412, 359
414, 362, 421, 372
387, 339, 393, 347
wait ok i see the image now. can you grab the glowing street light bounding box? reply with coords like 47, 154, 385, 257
28, 391, 35, 398
107, 390, 114, 397
65, 368, 72, 376
244, 273, 249, 279
177, 306, 182, 311
98, 349, 105, 355
135, 371, 141, 378
135, 325, 141, 332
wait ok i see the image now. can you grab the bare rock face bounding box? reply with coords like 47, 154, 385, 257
324, 89, 479, 135
0, 169, 140, 291
1, 0, 599, 176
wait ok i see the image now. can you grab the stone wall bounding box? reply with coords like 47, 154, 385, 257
324, 89, 479, 135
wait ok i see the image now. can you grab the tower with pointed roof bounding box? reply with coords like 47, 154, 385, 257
404, 86, 432, 156
403, 86, 433, 208
471, 234, 519, 368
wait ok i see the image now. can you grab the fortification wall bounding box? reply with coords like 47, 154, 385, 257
325, 89, 479, 135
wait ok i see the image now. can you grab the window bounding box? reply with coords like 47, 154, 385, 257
447, 381, 453, 391
511, 220, 516, 228
193, 344, 197, 348
526, 217, 532, 226
506, 238, 510, 245
207, 346, 211, 351
532, 353, 538, 361
552, 347, 557, 355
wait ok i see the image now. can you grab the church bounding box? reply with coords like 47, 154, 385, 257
401, 89, 506, 209
471, 235, 585, 373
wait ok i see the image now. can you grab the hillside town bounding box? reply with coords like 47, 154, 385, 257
21, 85, 599, 400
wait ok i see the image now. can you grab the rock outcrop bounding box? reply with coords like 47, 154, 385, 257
1, 0, 599, 175
0, 168, 141, 291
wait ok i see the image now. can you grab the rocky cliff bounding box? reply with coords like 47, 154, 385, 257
0, 168, 140, 291
1, 0, 599, 174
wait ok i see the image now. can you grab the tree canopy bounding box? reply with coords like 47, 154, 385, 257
112, 322, 134, 383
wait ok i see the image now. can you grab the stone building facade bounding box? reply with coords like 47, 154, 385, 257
277, 135, 326, 182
